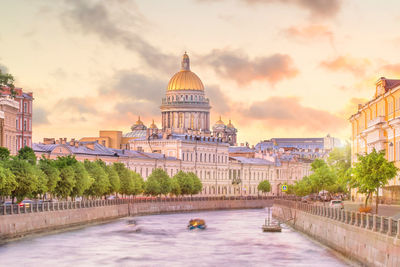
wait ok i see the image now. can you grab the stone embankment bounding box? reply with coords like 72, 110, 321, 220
0, 196, 274, 240
273, 200, 400, 267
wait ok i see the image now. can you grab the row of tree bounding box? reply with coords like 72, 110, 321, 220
286, 145, 398, 213
0, 147, 203, 203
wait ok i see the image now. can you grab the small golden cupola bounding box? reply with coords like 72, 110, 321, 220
149, 119, 158, 129
131, 116, 147, 131
227, 119, 235, 129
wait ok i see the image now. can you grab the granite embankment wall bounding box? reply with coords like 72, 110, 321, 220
0, 197, 273, 240
273, 200, 400, 267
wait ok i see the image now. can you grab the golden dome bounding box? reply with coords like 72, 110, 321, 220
167, 52, 204, 91
149, 119, 158, 129
215, 116, 225, 125
227, 119, 235, 128
135, 116, 144, 125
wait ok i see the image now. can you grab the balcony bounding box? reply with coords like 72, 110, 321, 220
367, 116, 385, 128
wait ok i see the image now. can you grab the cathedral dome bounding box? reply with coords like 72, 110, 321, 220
167, 52, 204, 91
131, 116, 147, 131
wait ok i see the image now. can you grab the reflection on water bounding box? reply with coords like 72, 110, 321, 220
0, 209, 350, 267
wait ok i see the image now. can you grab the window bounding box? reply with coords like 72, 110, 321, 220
16, 119, 18, 130
182, 153, 185, 161
24, 103, 27, 113
24, 120, 27, 131
102, 140, 106, 146
389, 102, 394, 114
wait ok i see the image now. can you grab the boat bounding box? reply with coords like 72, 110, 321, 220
188, 218, 207, 230
262, 208, 282, 232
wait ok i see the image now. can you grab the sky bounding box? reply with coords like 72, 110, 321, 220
1, 0, 400, 145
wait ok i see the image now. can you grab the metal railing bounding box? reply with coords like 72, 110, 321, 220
0, 195, 282, 216
275, 199, 400, 238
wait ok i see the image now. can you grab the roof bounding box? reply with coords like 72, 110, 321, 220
123, 130, 147, 138
228, 146, 254, 153
256, 138, 325, 150
111, 149, 177, 160
230, 156, 274, 165
383, 78, 400, 90
33, 142, 118, 157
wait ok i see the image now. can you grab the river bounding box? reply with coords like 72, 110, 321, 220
0, 209, 352, 266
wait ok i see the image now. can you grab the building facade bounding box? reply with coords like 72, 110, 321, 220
1, 87, 34, 149
350, 77, 400, 203
0, 96, 19, 154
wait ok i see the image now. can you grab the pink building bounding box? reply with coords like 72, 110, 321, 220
1, 87, 34, 149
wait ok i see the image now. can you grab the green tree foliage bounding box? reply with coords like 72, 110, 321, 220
84, 160, 110, 197
351, 149, 398, 213
17, 146, 37, 165
309, 159, 335, 194
292, 177, 313, 197
104, 165, 120, 195
131, 172, 144, 196
0, 147, 10, 161
114, 163, 134, 196
32, 167, 48, 199
8, 159, 38, 202
0, 164, 16, 197
143, 176, 161, 196
327, 144, 351, 193
170, 177, 181, 196
38, 157, 60, 198
257, 180, 271, 194
174, 171, 193, 196
0, 70, 16, 97
148, 168, 171, 196
55, 166, 75, 199
71, 161, 93, 198
187, 172, 202, 195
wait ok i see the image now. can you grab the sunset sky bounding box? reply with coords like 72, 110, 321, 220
1, 0, 399, 145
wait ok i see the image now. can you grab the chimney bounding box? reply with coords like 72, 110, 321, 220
43, 138, 55, 145
358, 104, 362, 110
75, 142, 79, 148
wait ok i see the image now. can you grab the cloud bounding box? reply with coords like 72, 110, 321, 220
242, 96, 346, 132
282, 24, 334, 44
55, 97, 98, 115
62, 0, 176, 74
340, 97, 367, 119
381, 63, 400, 75
206, 85, 232, 114
319, 56, 370, 76
33, 106, 50, 126
202, 49, 298, 85
100, 71, 165, 104
241, 0, 342, 18
197, 0, 342, 18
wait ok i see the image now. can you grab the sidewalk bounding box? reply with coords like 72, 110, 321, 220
343, 201, 400, 219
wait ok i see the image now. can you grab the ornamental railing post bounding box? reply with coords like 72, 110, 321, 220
387, 218, 393, 236
366, 214, 370, 229
380, 216, 385, 233
372, 215, 377, 231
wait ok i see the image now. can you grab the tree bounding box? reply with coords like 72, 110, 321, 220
0, 164, 16, 199
17, 146, 37, 165
38, 157, 60, 199
114, 163, 134, 196
84, 160, 109, 198
104, 164, 120, 195
148, 168, 171, 196
187, 172, 202, 195
32, 167, 48, 199
351, 149, 398, 214
0, 70, 16, 97
257, 180, 271, 194
143, 176, 161, 196
174, 171, 193, 196
0, 147, 10, 161
55, 166, 75, 200
131, 172, 144, 196
309, 159, 335, 195
170, 177, 181, 196
327, 144, 352, 193
8, 159, 38, 203
71, 161, 93, 198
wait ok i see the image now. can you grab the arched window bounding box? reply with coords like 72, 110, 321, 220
191, 95, 193, 101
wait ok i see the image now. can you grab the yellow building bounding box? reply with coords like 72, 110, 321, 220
350, 77, 400, 203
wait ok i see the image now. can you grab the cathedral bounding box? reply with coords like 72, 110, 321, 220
126, 52, 237, 146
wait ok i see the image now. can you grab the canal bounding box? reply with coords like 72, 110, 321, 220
0, 209, 352, 266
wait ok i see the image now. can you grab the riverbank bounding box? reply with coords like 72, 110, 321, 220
0, 197, 274, 241
273, 200, 400, 267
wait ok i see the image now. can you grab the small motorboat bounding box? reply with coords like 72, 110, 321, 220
262, 208, 282, 232
188, 218, 207, 230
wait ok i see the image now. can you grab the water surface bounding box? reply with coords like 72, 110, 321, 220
0, 209, 351, 266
